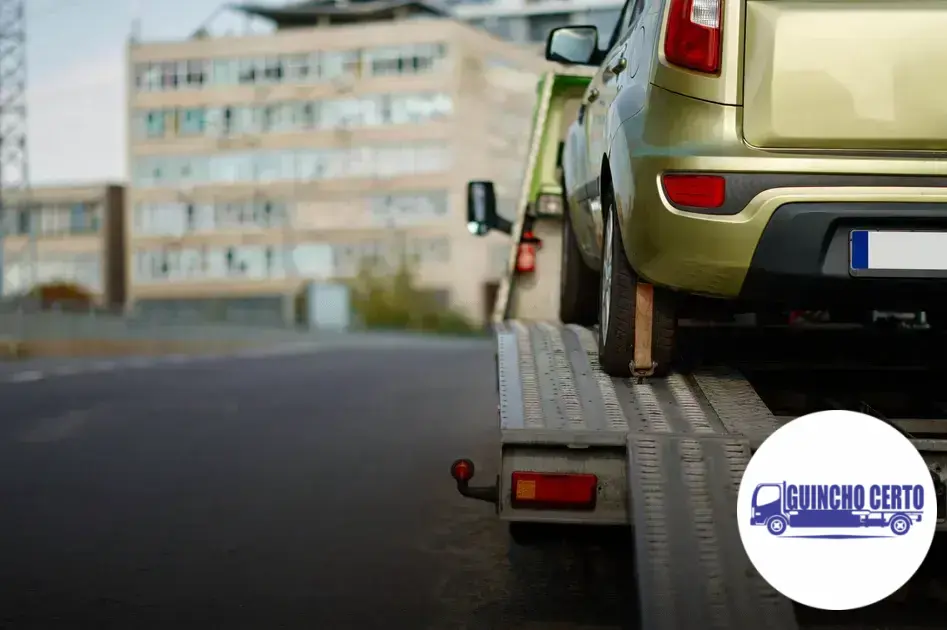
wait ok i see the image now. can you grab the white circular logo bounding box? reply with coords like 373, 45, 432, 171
737, 410, 936, 611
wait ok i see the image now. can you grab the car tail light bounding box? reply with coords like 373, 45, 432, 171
662, 173, 725, 208
511, 471, 598, 509
665, 0, 723, 75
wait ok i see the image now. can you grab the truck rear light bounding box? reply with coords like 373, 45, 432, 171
661, 173, 725, 208
511, 471, 598, 509
665, 0, 723, 75
536, 193, 563, 216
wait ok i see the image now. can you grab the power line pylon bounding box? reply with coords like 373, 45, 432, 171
0, 0, 29, 296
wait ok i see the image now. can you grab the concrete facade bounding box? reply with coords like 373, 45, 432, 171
0, 183, 126, 307
127, 17, 547, 324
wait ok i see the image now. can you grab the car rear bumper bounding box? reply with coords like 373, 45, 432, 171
738, 202, 947, 309
622, 168, 947, 305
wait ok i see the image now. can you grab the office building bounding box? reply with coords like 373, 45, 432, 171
0, 183, 126, 306
127, 0, 547, 324
452, 0, 624, 46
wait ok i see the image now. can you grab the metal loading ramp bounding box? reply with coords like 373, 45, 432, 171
496, 321, 799, 630
628, 432, 796, 630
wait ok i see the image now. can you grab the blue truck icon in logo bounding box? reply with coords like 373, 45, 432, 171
751, 482, 925, 537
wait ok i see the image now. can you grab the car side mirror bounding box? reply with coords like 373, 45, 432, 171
545, 26, 599, 66
467, 181, 511, 236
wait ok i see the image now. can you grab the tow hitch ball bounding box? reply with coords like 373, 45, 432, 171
450, 458, 499, 505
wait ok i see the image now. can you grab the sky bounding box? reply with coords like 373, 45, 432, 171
27, 0, 278, 185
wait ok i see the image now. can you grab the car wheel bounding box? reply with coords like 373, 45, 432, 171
597, 197, 677, 377
559, 204, 600, 326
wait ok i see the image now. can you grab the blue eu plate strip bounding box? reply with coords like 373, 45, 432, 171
850, 230, 869, 270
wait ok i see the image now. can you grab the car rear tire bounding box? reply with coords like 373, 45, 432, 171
559, 206, 600, 326
597, 197, 676, 377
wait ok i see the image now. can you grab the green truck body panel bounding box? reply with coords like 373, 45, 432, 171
525, 74, 591, 206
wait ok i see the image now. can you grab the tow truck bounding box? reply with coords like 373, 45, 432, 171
449, 69, 947, 630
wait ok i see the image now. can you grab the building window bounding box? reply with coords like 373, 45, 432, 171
367, 47, 402, 76
135, 63, 162, 91
406, 43, 447, 73
238, 58, 258, 84
263, 57, 284, 82
369, 191, 449, 226
321, 50, 361, 80
160, 62, 179, 89
134, 45, 450, 93
69, 202, 100, 233
365, 43, 447, 77
186, 60, 207, 87
284, 53, 316, 81
389, 93, 452, 125
298, 102, 317, 129
235, 106, 257, 134
180, 108, 205, 135
213, 58, 238, 85
135, 94, 452, 137
131, 145, 450, 187
261, 105, 293, 133
145, 110, 165, 137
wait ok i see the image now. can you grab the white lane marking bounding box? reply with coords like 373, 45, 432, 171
9, 370, 44, 382
0, 341, 353, 383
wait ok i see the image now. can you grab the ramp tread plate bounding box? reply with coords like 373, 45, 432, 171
497, 322, 751, 439
627, 433, 798, 630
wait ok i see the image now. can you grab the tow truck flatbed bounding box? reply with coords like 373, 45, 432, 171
455, 320, 947, 630
492, 321, 947, 523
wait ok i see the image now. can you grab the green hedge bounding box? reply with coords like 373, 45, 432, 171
348, 258, 481, 336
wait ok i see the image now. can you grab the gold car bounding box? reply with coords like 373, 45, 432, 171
549, 0, 947, 377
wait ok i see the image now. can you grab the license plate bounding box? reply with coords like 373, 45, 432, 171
850, 230, 947, 276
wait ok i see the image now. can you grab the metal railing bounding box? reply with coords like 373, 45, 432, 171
0, 298, 331, 344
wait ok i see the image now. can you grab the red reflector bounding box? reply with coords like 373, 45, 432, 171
664, 0, 723, 75
662, 174, 725, 208
511, 471, 597, 509
452, 460, 473, 482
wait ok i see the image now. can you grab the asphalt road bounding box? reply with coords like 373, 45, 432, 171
1, 336, 946, 630
0, 337, 634, 630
